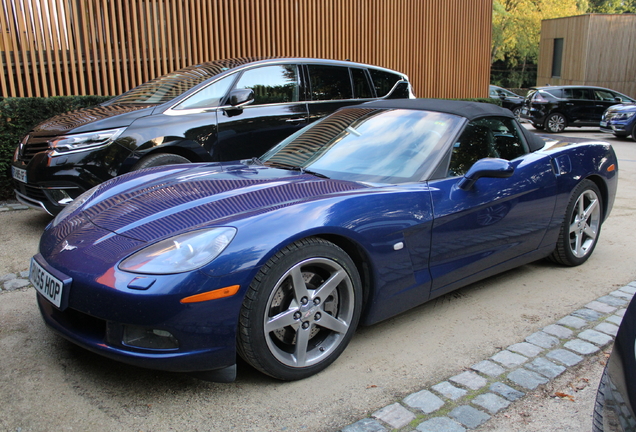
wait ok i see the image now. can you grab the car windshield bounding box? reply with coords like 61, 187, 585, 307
261, 108, 463, 184
105, 61, 241, 105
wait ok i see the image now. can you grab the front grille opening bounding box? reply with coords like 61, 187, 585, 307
48, 304, 107, 341
19, 136, 52, 164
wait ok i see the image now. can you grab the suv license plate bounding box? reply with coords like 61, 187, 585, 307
12, 166, 27, 183
30, 258, 66, 308
600, 121, 607, 127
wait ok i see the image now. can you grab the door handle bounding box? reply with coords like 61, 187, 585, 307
285, 118, 307, 123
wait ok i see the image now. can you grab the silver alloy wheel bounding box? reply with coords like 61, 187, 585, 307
546, 113, 566, 133
569, 189, 601, 258
263, 257, 355, 368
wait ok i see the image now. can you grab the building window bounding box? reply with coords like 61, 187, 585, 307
552, 38, 564, 78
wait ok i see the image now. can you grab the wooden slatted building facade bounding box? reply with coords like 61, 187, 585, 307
537, 14, 636, 97
0, 0, 493, 99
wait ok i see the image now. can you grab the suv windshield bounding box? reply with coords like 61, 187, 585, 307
261, 108, 463, 184
105, 61, 244, 105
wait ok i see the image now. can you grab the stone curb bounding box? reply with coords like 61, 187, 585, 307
341, 281, 635, 432
1, 270, 31, 291
0, 201, 30, 212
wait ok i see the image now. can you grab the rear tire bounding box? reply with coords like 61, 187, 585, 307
632, 123, 636, 142
545, 113, 567, 133
132, 153, 191, 170
550, 179, 602, 266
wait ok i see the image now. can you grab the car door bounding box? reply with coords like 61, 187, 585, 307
426, 117, 557, 294
215, 64, 309, 161
562, 88, 596, 123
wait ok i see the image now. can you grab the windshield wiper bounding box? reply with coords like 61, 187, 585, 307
263, 161, 329, 179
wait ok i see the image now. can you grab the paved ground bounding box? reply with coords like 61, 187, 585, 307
1, 126, 635, 432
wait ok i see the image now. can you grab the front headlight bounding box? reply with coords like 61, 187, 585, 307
613, 112, 636, 120
50, 127, 126, 154
119, 227, 237, 274
52, 184, 101, 227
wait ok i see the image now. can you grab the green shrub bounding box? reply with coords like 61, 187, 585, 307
0, 96, 112, 200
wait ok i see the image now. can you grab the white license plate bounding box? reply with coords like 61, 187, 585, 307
12, 166, 27, 183
521, 108, 528, 115
600, 121, 607, 127
30, 258, 66, 308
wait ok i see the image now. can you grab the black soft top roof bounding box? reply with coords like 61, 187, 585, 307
353, 98, 545, 152
356, 98, 515, 121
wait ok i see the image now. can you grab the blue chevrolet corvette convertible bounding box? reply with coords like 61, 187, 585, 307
31, 99, 618, 381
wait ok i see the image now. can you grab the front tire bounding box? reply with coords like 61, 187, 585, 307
237, 238, 362, 380
545, 113, 567, 133
550, 179, 603, 266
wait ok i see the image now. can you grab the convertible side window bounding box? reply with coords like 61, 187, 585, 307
448, 117, 528, 177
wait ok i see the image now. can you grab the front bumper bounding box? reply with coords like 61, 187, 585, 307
34, 251, 253, 378
12, 142, 132, 214
600, 121, 632, 136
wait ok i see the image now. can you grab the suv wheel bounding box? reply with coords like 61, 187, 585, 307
132, 153, 191, 170
545, 113, 567, 133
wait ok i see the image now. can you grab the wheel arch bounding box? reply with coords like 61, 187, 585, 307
585, 174, 610, 222
312, 233, 374, 316
119, 140, 212, 174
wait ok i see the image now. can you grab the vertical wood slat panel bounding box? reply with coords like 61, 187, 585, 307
0, 0, 493, 99
14, 1, 32, 96
0, 2, 14, 97
6, 0, 24, 96
67, 0, 81, 95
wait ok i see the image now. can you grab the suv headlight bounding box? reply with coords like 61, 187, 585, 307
612, 112, 635, 121
50, 127, 126, 154
119, 228, 237, 274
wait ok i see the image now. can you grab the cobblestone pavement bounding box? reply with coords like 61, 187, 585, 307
340, 282, 635, 432
3, 263, 632, 431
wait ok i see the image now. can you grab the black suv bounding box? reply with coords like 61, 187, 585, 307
12, 57, 413, 214
520, 85, 634, 133
489, 85, 524, 117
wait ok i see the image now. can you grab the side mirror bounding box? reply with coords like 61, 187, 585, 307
457, 158, 514, 191
227, 89, 254, 108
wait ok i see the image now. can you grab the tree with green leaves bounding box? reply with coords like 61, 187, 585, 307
587, 0, 636, 13
492, 0, 588, 88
